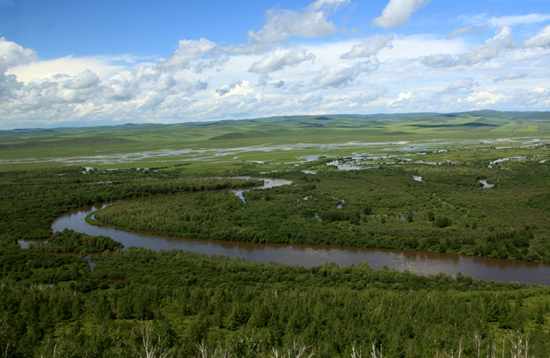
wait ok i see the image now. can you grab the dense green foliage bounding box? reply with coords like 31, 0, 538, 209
1, 149, 550, 357
95, 161, 550, 263
0, 235, 90, 285
29, 228, 123, 255
0, 167, 261, 239
2, 237, 550, 357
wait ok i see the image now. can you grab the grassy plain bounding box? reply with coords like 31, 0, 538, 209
1, 110, 549, 171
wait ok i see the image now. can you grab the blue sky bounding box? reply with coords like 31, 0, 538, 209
1, 0, 550, 129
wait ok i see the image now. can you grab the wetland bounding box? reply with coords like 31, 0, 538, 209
3, 111, 550, 357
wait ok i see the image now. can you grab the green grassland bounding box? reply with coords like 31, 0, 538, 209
1, 110, 549, 171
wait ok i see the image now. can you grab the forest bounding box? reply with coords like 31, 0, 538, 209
2, 234, 550, 358
93, 161, 550, 263
1, 143, 550, 357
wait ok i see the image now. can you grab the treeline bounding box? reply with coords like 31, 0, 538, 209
29, 228, 123, 255
94, 162, 550, 263
1, 238, 550, 357
0, 166, 262, 239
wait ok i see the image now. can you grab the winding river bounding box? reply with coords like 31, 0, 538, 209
46, 177, 550, 285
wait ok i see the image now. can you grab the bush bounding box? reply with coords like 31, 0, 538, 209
434, 216, 451, 228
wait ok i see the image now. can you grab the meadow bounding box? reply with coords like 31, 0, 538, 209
1, 110, 549, 171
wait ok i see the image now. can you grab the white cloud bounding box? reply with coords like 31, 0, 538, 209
3, 0, 550, 129
460, 13, 550, 28
522, 24, 550, 48
346, 88, 387, 106
448, 26, 487, 39
249, 47, 315, 74
388, 91, 413, 106
340, 34, 394, 60
421, 54, 458, 68
443, 78, 476, 93
7, 55, 124, 84
493, 72, 527, 83
461, 26, 515, 64
151, 73, 177, 92
248, 0, 348, 44
377, 34, 468, 61
194, 55, 230, 74
372, 0, 431, 29
160, 38, 220, 72
423, 27, 515, 68
159, 39, 254, 73
312, 61, 375, 88
308, 0, 349, 11
0, 37, 37, 81
216, 80, 243, 96
487, 14, 550, 27
104, 70, 143, 101
458, 91, 508, 106
64, 70, 100, 89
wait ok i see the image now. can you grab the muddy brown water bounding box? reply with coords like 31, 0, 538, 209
42, 178, 550, 285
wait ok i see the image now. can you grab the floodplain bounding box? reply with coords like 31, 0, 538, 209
2, 110, 550, 357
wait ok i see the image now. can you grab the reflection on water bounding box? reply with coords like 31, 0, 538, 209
479, 179, 494, 189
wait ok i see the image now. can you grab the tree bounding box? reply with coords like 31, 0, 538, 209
134, 320, 173, 358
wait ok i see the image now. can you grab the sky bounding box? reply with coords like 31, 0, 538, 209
1, 0, 550, 129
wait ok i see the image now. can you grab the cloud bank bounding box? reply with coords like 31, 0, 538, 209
1, 0, 550, 129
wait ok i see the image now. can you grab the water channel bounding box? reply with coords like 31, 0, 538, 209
47, 177, 550, 285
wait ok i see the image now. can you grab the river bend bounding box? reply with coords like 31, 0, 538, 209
46, 177, 550, 285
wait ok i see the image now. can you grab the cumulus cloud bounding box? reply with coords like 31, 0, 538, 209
104, 70, 143, 101
461, 26, 515, 64
0, 37, 36, 81
194, 55, 230, 74
349, 88, 387, 104
249, 47, 315, 74
4, 0, 550, 129
7, 55, 124, 85
159, 39, 252, 73
493, 73, 527, 83
421, 54, 458, 68
388, 91, 413, 107
372, 0, 431, 29
443, 78, 476, 93
457, 91, 508, 106
423, 26, 515, 68
522, 24, 550, 48
138, 78, 207, 110
216, 80, 244, 96
248, 0, 348, 44
64, 70, 100, 89
160, 38, 220, 72
312, 61, 375, 88
0, 39, 99, 109
340, 34, 394, 60
448, 26, 487, 39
